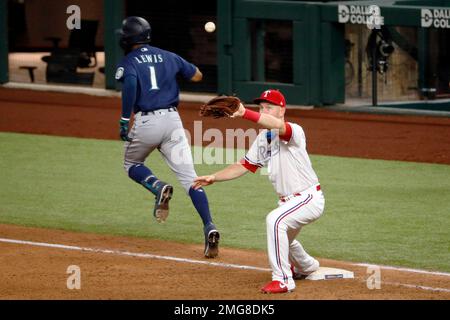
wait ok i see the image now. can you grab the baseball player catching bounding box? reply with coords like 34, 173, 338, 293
115, 16, 220, 258
194, 89, 325, 293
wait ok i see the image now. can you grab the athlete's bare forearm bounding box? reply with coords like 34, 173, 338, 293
193, 163, 248, 189
232, 103, 286, 135
213, 163, 248, 182
256, 113, 286, 134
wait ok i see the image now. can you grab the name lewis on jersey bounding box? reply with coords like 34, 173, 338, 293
134, 54, 164, 64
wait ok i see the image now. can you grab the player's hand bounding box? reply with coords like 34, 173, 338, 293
119, 119, 132, 142
193, 175, 216, 190
230, 103, 245, 118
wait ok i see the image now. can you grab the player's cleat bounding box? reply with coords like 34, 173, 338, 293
261, 280, 294, 294
203, 223, 220, 258
291, 259, 320, 279
291, 265, 306, 280
153, 182, 173, 223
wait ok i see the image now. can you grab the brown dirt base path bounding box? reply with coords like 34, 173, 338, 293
0, 224, 449, 300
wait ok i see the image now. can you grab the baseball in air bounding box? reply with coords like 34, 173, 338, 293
204, 21, 216, 33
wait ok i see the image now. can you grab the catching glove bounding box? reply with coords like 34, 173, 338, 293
199, 96, 242, 118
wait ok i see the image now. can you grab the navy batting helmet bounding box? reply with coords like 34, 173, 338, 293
118, 16, 151, 51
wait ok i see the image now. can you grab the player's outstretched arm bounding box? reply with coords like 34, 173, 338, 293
193, 163, 248, 190
232, 103, 286, 135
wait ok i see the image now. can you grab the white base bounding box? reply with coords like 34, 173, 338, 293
305, 267, 354, 281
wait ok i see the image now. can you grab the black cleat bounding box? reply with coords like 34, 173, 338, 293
204, 223, 220, 258
153, 183, 173, 223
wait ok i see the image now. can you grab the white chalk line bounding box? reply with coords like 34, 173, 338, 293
354, 262, 450, 277
1, 237, 449, 294
381, 281, 450, 293
0, 238, 270, 272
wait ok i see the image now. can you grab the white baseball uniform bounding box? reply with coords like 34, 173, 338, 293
241, 122, 325, 290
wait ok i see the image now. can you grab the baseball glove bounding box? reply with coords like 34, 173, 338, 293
199, 96, 242, 118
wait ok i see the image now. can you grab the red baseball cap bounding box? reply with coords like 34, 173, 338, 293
253, 89, 286, 107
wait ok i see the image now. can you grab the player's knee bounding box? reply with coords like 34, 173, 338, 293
181, 181, 193, 194
266, 211, 289, 231
123, 163, 132, 174
179, 176, 197, 194
123, 162, 138, 177
266, 212, 278, 227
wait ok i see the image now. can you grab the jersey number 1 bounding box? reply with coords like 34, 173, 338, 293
149, 66, 159, 90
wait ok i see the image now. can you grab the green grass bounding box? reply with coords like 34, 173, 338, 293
0, 132, 449, 272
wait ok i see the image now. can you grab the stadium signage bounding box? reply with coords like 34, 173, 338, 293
338, 5, 384, 28
421, 9, 450, 28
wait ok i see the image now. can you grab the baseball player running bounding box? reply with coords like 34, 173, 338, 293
193, 89, 325, 292
115, 16, 220, 258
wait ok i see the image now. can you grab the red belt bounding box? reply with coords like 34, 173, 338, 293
279, 185, 321, 203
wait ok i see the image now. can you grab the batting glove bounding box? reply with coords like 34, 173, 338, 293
119, 119, 132, 142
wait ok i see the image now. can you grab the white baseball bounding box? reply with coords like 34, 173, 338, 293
204, 22, 216, 33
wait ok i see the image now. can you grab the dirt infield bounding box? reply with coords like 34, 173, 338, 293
1, 224, 449, 300
0, 87, 450, 300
